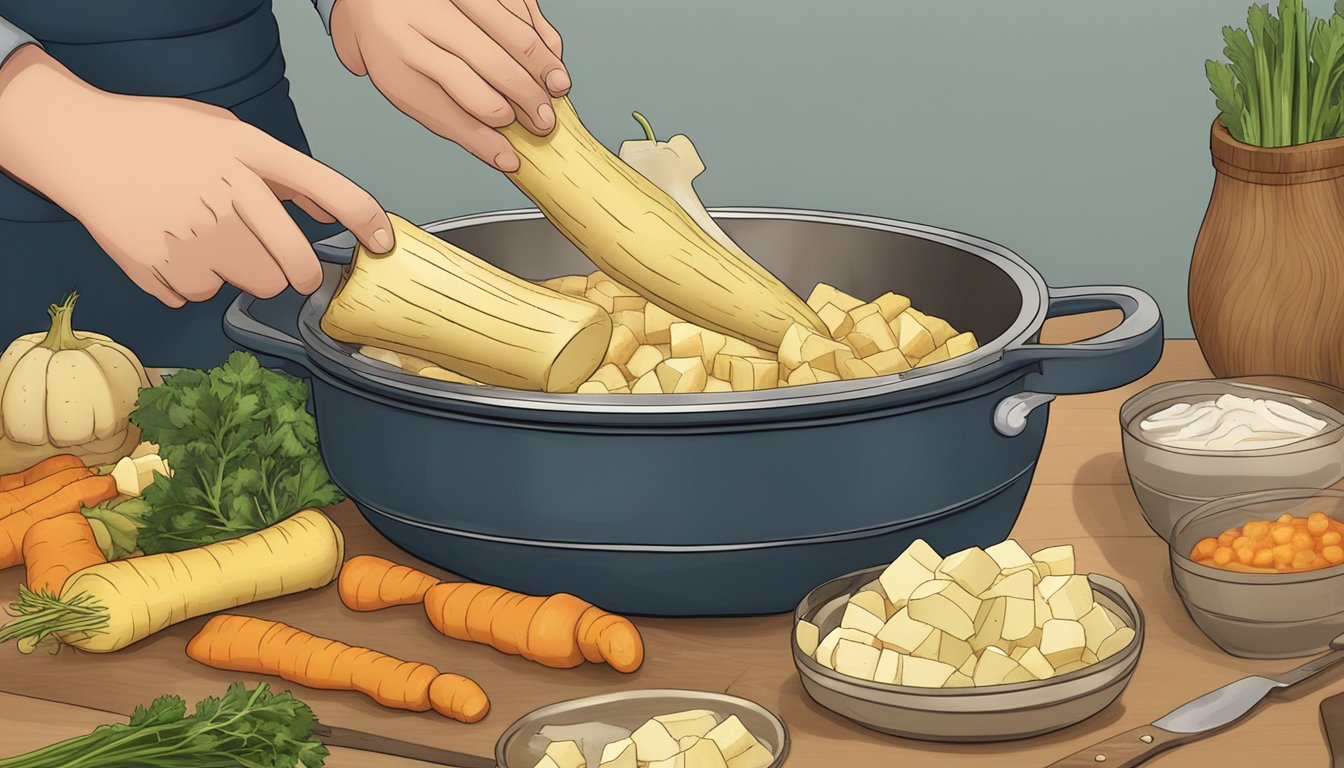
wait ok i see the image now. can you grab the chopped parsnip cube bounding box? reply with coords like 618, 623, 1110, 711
841, 602, 887, 636
1014, 627, 1043, 653
670, 323, 728, 368
985, 540, 1036, 579
874, 648, 903, 684
632, 371, 664, 394
900, 656, 957, 688
982, 570, 1034, 601
852, 314, 899, 353
631, 719, 681, 763
845, 330, 881, 358
906, 307, 958, 346
908, 581, 980, 640
420, 367, 481, 385
892, 312, 936, 359
935, 546, 1000, 596
915, 346, 950, 367
873, 292, 913, 323
1016, 646, 1055, 680
1031, 545, 1076, 577
936, 633, 974, 668
944, 671, 975, 688
591, 363, 629, 392
863, 348, 912, 375
877, 608, 935, 654
1097, 627, 1136, 660
878, 550, 937, 609
958, 654, 978, 677
704, 376, 733, 393
848, 589, 890, 622
970, 597, 1006, 652
655, 710, 719, 741
586, 280, 639, 312
807, 283, 864, 313
815, 628, 878, 667
543, 741, 587, 768
1078, 604, 1119, 653
778, 324, 853, 374
786, 363, 820, 386
611, 310, 648, 344
599, 738, 638, 768
586, 270, 613, 289
627, 345, 666, 379
848, 303, 882, 323
606, 325, 641, 368
795, 620, 820, 656
657, 358, 709, 393
612, 295, 648, 313
645, 303, 679, 345
1040, 619, 1086, 667
719, 337, 764, 359
706, 715, 768, 766
817, 302, 855, 339
729, 357, 780, 391
973, 648, 1033, 685
839, 357, 879, 380
1000, 596, 1036, 642
946, 331, 979, 357
578, 382, 610, 394
1039, 575, 1094, 621
904, 539, 945, 571
834, 638, 882, 680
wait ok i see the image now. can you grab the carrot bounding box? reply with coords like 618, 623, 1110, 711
186, 614, 489, 724
0, 475, 117, 569
0, 466, 93, 519
337, 555, 645, 673
0, 455, 86, 492
338, 554, 440, 610
22, 512, 107, 595
0, 508, 344, 653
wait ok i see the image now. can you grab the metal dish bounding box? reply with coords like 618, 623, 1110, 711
792, 564, 1144, 742
1121, 378, 1344, 540
495, 689, 788, 768
224, 207, 1162, 615
1170, 489, 1344, 659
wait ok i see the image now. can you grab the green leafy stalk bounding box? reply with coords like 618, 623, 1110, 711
128, 352, 343, 555
0, 682, 328, 768
1208, 1, 1344, 147
0, 585, 108, 653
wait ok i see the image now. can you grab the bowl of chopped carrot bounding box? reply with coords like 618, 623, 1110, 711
1170, 489, 1344, 659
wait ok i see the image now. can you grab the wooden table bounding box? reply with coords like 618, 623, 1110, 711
2, 315, 1340, 767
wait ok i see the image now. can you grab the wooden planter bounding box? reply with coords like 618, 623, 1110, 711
1190, 118, 1344, 388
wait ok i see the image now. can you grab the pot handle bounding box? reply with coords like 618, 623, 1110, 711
1003, 284, 1164, 395
223, 291, 313, 372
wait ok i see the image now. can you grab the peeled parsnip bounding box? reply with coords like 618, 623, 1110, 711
499, 99, 826, 351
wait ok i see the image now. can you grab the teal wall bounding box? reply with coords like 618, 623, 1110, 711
273, 0, 1320, 339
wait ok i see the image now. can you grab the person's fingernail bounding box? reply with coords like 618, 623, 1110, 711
536, 103, 555, 131
545, 68, 571, 94
494, 152, 520, 173
373, 227, 393, 252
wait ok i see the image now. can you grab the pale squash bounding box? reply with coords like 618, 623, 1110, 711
321, 214, 612, 393
499, 98, 827, 351
0, 293, 149, 473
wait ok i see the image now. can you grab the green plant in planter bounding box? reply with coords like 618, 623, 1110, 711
1207, 0, 1344, 147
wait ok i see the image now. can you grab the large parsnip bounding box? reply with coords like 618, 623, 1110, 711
321, 214, 612, 393
499, 98, 827, 350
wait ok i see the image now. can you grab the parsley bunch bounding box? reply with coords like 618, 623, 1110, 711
126, 351, 344, 554
0, 683, 328, 768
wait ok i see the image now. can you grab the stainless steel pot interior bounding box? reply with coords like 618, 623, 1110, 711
295, 208, 1048, 413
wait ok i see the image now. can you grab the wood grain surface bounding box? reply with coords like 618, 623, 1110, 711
1, 317, 1340, 767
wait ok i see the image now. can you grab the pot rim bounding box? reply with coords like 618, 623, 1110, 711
1210, 116, 1344, 179
295, 207, 1048, 415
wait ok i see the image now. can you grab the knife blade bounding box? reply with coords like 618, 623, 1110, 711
312, 721, 495, 768
1048, 638, 1344, 768
1321, 691, 1344, 768
313, 229, 359, 265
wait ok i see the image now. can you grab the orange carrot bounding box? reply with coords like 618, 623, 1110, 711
338, 554, 440, 610
21, 512, 107, 595
186, 614, 490, 723
0, 455, 86, 492
336, 555, 644, 673
0, 466, 93, 519
0, 475, 118, 569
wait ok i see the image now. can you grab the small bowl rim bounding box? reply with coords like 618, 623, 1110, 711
493, 688, 790, 768
1170, 488, 1344, 584
1118, 378, 1344, 458
791, 565, 1145, 700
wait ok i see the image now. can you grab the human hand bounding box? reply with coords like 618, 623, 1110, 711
330, 0, 568, 171
0, 47, 393, 307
